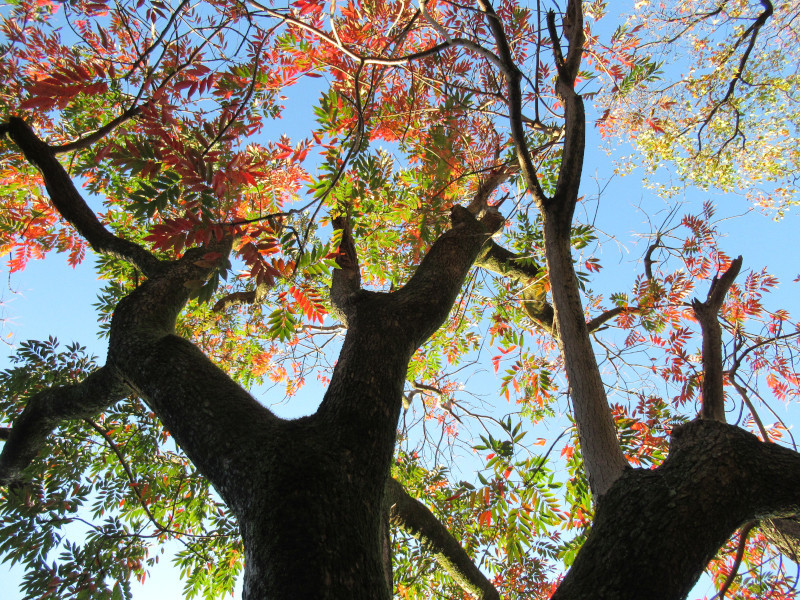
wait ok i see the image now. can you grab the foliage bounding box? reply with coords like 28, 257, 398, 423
0, 0, 799, 598
0, 339, 242, 599
596, 0, 800, 213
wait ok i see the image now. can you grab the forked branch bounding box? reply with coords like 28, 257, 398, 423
394, 206, 502, 340
546, 0, 585, 213
696, 0, 774, 150
474, 0, 548, 206
691, 256, 743, 422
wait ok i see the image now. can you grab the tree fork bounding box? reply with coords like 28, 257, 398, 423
551, 419, 800, 600
691, 256, 743, 422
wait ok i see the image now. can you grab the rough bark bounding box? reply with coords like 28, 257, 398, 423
106, 205, 498, 599
474, 242, 630, 336
2, 5, 789, 599
551, 419, 800, 600
762, 517, 800, 563
1, 117, 503, 599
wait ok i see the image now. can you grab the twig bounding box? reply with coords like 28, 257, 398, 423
696, 0, 773, 150
716, 521, 757, 600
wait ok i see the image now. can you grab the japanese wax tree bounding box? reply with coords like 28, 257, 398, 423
2, 0, 800, 599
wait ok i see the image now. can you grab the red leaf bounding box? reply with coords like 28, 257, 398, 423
478, 510, 491, 527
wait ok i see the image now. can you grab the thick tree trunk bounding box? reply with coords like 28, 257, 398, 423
552, 419, 800, 600
236, 421, 392, 599
107, 207, 497, 600
0, 117, 501, 598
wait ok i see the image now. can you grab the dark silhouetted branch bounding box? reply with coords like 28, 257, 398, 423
53, 105, 143, 153
717, 521, 756, 600
475, 0, 548, 205
0, 366, 129, 485
1, 117, 164, 278
387, 478, 500, 600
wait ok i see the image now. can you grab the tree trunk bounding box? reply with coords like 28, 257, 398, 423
552, 419, 800, 600
235, 420, 391, 599
0, 121, 501, 598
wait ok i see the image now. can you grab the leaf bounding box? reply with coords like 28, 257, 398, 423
289, 285, 326, 324
267, 308, 297, 342
111, 582, 124, 600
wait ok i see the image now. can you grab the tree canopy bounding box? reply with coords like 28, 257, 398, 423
1, 0, 800, 598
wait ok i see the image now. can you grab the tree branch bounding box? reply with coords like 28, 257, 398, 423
644, 235, 661, 281
330, 214, 362, 326
386, 478, 500, 600
475, 240, 541, 279
716, 521, 756, 600
691, 256, 743, 422
730, 376, 770, 442
317, 206, 500, 483
552, 420, 800, 600
1, 117, 164, 278
465, 163, 517, 217
547, 0, 583, 85
253, 2, 497, 69
124, 0, 193, 77
696, 0, 774, 149
474, 0, 548, 206
586, 306, 630, 334
475, 239, 629, 336
106, 245, 280, 506
761, 517, 800, 565
391, 205, 500, 347
546, 0, 585, 214
474, 241, 554, 333
533, 1, 626, 498
0, 366, 129, 485
52, 105, 143, 154
212, 282, 271, 312
85, 418, 182, 536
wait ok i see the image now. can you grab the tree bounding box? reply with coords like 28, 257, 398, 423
1, 0, 799, 598
598, 0, 800, 214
